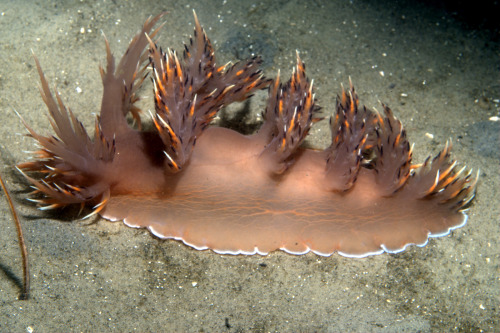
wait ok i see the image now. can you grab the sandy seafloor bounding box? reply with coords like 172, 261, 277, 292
0, 0, 498, 331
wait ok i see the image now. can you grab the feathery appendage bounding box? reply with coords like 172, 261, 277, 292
17, 15, 165, 216
258, 52, 322, 174
17, 56, 114, 215
401, 141, 478, 211
148, 11, 270, 172
324, 81, 378, 191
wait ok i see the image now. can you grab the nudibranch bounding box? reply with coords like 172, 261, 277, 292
18, 12, 477, 258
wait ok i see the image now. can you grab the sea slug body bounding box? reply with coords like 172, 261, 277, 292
18, 12, 477, 258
